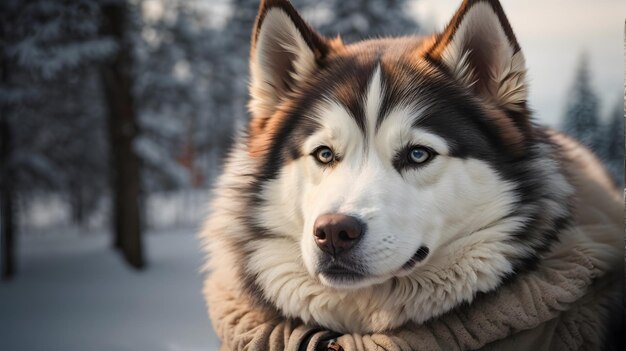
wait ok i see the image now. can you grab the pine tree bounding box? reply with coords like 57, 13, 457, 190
214, 0, 264, 125
134, 0, 207, 190
133, 0, 238, 188
319, 0, 420, 42
561, 56, 601, 152
598, 100, 624, 184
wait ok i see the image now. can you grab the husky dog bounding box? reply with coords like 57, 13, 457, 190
202, 0, 614, 334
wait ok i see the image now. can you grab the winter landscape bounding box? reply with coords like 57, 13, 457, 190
0, 0, 624, 350
0, 227, 221, 351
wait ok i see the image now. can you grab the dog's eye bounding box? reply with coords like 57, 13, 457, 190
314, 146, 334, 164
408, 147, 432, 164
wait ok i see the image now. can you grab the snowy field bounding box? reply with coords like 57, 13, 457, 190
0, 228, 221, 351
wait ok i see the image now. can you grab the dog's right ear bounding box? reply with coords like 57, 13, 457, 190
427, 0, 527, 115
249, 0, 329, 123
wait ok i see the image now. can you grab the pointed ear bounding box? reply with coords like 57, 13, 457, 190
249, 0, 329, 121
427, 0, 527, 112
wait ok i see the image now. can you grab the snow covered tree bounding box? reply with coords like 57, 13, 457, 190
212, 0, 261, 127
1, 0, 116, 278
134, 0, 220, 190
3, 0, 114, 212
597, 99, 624, 184
319, 0, 420, 42
561, 56, 601, 152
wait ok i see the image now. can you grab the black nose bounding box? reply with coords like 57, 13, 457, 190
313, 214, 363, 257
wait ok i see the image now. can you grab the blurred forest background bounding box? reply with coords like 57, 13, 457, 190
0, 0, 623, 349
0, 0, 623, 277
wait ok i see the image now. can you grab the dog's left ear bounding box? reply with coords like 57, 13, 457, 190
249, 0, 330, 121
428, 0, 527, 113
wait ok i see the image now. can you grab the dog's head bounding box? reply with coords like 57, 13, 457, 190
239, 0, 565, 290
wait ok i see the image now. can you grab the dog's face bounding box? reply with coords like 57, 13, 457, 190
246, 0, 532, 289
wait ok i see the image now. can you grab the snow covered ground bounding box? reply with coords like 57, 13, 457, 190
0, 228, 221, 351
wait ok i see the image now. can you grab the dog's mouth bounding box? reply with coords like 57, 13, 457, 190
319, 265, 364, 279
317, 262, 367, 286
401, 246, 430, 270
317, 246, 431, 288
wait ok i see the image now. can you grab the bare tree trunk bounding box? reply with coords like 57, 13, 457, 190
1, 51, 16, 280
70, 184, 85, 226
100, 1, 144, 269
0, 121, 15, 281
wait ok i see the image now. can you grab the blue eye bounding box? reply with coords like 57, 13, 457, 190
315, 147, 334, 164
409, 147, 431, 164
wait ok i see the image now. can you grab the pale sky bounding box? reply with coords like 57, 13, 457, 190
411, 0, 625, 126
